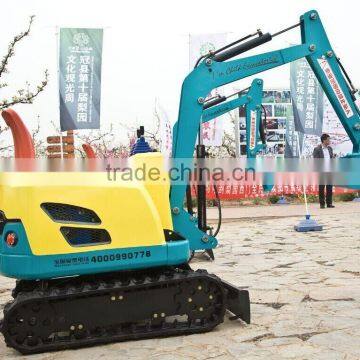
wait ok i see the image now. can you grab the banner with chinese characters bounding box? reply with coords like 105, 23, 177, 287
290, 59, 323, 137
59, 28, 103, 131
284, 112, 300, 158
190, 183, 355, 200
189, 33, 227, 146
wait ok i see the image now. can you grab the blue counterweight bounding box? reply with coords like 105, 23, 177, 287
130, 136, 152, 156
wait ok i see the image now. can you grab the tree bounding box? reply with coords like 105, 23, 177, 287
0, 124, 11, 154
149, 104, 162, 150
119, 102, 163, 151
31, 116, 46, 157
75, 124, 133, 158
207, 112, 236, 158
0, 116, 46, 157
0, 15, 49, 110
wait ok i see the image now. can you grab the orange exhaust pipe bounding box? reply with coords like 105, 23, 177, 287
82, 143, 96, 158
1, 108, 35, 158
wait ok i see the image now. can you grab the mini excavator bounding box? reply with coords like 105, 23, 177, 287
1, 9, 360, 354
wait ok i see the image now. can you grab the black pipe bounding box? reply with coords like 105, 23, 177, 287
336, 57, 358, 100
136, 126, 145, 138
203, 96, 227, 110
196, 144, 207, 232
212, 184, 222, 237
194, 30, 262, 68
260, 105, 267, 144
211, 31, 260, 57
213, 33, 272, 62
186, 184, 194, 216
272, 22, 301, 38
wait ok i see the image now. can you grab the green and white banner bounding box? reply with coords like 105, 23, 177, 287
290, 59, 323, 136
59, 28, 103, 131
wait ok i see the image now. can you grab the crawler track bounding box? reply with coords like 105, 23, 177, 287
1, 267, 243, 354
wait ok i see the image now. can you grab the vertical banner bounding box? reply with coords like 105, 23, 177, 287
322, 97, 352, 156
189, 33, 227, 146
284, 111, 299, 158
290, 59, 323, 136
59, 28, 103, 131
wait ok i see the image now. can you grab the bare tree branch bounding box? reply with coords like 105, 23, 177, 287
31, 117, 46, 157
149, 106, 161, 147
0, 15, 49, 112
207, 113, 236, 158
74, 124, 124, 158
0, 145, 13, 152
0, 125, 12, 154
0, 15, 35, 78
0, 69, 49, 110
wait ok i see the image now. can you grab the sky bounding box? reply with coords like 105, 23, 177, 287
0, 0, 359, 145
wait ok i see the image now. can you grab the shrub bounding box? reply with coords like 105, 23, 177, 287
268, 195, 280, 204
335, 192, 356, 202
252, 197, 262, 205
306, 194, 318, 203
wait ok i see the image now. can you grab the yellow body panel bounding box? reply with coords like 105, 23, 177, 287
0, 153, 173, 256
129, 153, 173, 230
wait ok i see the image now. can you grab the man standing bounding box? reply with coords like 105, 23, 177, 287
313, 133, 335, 209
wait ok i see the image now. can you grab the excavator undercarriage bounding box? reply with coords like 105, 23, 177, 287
1, 266, 249, 354
2, 8, 360, 355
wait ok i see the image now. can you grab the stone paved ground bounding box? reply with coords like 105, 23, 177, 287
0, 203, 359, 359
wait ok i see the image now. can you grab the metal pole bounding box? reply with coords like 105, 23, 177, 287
235, 110, 241, 158
197, 124, 207, 231
296, 132, 309, 216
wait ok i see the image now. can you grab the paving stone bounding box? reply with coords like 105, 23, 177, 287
0, 203, 359, 358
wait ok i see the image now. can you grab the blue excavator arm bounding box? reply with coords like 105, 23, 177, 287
202, 78, 265, 158
170, 9, 360, 251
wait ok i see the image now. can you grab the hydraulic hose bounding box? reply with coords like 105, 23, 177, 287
260, 105, 267, 144
212, 184, 222, 237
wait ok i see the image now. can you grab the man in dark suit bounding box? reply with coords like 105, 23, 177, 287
313, 133, 335, 209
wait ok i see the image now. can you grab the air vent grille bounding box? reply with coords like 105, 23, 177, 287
41, 203, 101, 225
60, 227, 111, 246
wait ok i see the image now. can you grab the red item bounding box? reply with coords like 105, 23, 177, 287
6, 232, 17, 247
82, 143, 96, 158
2, 108, 35, 158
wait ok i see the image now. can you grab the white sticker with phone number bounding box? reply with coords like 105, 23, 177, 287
318, 58, 353, 118
249, 110, 257, 150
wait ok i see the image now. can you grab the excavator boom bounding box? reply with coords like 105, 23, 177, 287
170, 9, 360, 252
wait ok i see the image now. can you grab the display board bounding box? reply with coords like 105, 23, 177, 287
239, 90, 292, 156
239, 89, 352, 158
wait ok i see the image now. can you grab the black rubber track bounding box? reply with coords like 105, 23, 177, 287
1, 267, 227, 354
